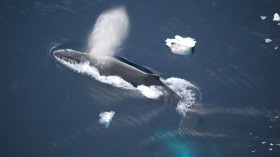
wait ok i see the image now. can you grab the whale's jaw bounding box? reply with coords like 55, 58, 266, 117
53, 49, 88, 65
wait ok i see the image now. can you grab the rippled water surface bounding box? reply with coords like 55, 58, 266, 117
1, 0, 280, 156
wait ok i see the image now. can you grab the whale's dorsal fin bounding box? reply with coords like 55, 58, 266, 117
152, 74, 160, 80
116, 56, 156, 74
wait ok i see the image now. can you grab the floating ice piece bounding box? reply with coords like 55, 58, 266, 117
251, 150, 256, 153
275, 47, 279, 50
273, 13, 280, 22
262, 141, 266, 144
265, 38, 272, 43
165, 35, 196, 55
99, 111, 115, 128
260, 16, 267, 20
269, 148, 273, 151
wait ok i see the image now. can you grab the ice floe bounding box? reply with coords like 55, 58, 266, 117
99, 111, 115, 127
273, 13, 280, 22
165, 35, 196, 55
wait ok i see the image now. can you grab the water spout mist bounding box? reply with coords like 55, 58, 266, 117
87, 7, 129, 57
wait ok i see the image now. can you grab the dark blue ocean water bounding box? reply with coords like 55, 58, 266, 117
1, 0, 280, 156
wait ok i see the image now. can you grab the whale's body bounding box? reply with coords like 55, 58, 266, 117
53, 49, 181, 104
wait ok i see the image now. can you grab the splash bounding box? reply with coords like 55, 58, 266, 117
87, 7, 129, 56
137, 85, 163, 99
54, 51, 135, 90
163, 77, 200, 116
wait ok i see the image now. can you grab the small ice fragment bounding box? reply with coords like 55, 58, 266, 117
269, 148, 273, 151
270, 143, 274, 146
262, 141, 266, 144
252, 150, 256, 153
275, 47, 278, 50
165, 35, 196, 55
278, 23, 280, 25
249, 132, 252, 135
275, 116, 279, 118
269, 125, 272, 128
99, 111, 115, 128
273, 13, 280, 22
265, 38, 272, 43
260, 16, 267, 20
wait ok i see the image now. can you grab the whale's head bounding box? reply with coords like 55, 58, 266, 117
53, 49, 87, 64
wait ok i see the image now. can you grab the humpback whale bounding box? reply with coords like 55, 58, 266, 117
53, 49, 181, 104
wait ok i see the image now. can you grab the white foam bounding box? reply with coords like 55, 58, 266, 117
165, 35, 196, 55
87, 7, 129, 56
55, 54, 135, 90
137, 85, 163, 99
273, 13, 280, 22
162, 77, 199, 116
99, 111, 115, 127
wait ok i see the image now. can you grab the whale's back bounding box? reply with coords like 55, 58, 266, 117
90, 56, 161, 87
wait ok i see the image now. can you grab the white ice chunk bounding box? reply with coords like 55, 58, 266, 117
260, 16, 267, 20
265, 38, 272, 43
165, 35, 196, 55
99, 111, 115, 127
273, 13, 280, 22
